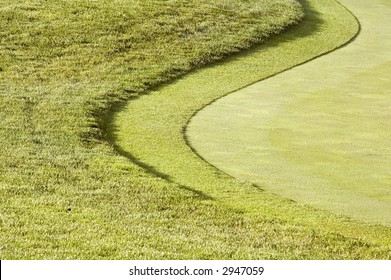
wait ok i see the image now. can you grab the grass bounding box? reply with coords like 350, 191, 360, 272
112, 0, 391, 259
187, 0, 391, 226
0, 0, 389, 259
0, 0, 311, 259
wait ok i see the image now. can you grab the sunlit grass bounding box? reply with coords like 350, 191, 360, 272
1, 0, 390, 259
0, 0, 309, 259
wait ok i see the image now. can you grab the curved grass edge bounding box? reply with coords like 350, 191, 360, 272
110, 0, 391, 257
186, 0, 391, 226
183, 0, 362, 179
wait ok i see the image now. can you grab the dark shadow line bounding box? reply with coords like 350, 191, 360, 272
102, 101, 214, 200
100, 0, 360, 199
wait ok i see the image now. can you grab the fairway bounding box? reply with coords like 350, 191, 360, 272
187, 0, 391, 226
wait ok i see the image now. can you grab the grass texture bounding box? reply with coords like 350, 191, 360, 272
112, 0, 391, 259
188, 0, 391, 226
1, 0, 390, 259
0, 0, 316, 259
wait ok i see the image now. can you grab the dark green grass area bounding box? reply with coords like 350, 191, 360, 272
0, 0, 389, 259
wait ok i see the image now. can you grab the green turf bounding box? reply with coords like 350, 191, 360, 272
1, 0, 390, 259
1, 0, 344, 260
188, 0, 391, 226
111, 0, 391, 259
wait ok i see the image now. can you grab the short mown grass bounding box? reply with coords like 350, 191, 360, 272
187, 0, 391, 226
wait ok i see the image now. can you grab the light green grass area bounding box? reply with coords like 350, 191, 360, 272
112, 0, 391, 259
188, 0, 391, 226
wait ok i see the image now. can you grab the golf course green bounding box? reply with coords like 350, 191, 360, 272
3, 0, 391, 259
187, 0, 391, 226
112, 0, 391, 252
